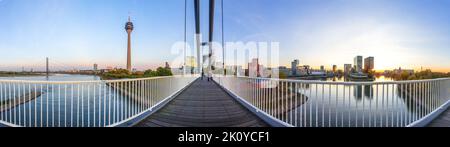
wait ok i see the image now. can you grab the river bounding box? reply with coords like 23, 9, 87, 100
282, 76, 439, 127
0, 74, 142, 127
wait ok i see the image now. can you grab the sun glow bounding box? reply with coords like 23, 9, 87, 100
292, 17, 436, 72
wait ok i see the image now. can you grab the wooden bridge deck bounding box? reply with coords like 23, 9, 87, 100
134, 78, 268, 127
427, 107, 450, 127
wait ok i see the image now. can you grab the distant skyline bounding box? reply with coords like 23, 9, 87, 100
1, 0, 450, 72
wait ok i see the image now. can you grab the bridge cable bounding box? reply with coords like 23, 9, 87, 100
221, 0, 225, 76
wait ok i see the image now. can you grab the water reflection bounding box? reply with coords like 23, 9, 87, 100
0, 74, 139, 127
289, 80, 434, 127
353, 85, 373, 101
396, 83, 434, 114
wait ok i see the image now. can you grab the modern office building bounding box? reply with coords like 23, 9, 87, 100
364, 57, 374, 72
93, 63, 98, 71
344, 64, 352, 75
332, 65, 337, 73
248, 58, 260, 77
291, 59, 299, 76
125, 16, 134, 72
320, 65, 325, 72
354, 56, 363, 73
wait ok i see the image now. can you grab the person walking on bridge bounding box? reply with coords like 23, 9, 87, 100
207, 70, 212, 81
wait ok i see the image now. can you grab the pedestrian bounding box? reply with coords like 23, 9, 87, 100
201, 71, 204, 80
207, 70, 212, 81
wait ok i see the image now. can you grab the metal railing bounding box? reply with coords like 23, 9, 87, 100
214, 76, 450, 127
0, 75, 198, 127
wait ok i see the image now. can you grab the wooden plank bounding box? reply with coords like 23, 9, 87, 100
427, 108, 450, 127
134, 79, 269, 127
154, 112, 255, 123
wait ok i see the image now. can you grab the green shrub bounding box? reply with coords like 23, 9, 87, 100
102, 67, 173, 79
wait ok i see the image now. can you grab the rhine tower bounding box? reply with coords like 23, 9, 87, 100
125, 16, 134, 71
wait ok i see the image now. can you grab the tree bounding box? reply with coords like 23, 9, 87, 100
367, 70, 376, 78
144, 69, 157, 77
156, 67, 173, 76
108, 69, 130, 75
102, 66, 174, 79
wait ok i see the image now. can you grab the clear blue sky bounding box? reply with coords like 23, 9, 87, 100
1, 0, 450, 72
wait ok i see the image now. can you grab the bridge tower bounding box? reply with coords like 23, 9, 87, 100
46, 57, 49, 76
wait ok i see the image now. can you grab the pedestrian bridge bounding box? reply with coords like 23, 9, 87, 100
0, 75, 449, 127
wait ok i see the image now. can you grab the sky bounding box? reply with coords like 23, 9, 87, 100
0, 0, 450, 72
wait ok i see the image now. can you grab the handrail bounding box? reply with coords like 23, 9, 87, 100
0, 75, 199, 127
232, 75, 450, 85
214, 75, 450, 127
0, 75, 197, 84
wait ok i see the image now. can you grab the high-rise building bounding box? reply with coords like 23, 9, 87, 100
320, 65, 325, 72
291, 59, 299, 76
344, 64, 352, 75
125, 16, 134, 72
354, 56, 363, 73
364, 57, 374, 72
332, 65, 337, 73
93, 63, 98, 71
248, 58, 260, 77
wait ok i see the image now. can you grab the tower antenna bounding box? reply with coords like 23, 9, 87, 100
128, 11, 131, 22
125, 12, 134, 72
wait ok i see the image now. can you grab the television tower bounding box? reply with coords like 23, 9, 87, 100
125, 16, 134, 72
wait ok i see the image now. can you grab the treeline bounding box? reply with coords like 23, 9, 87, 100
0, 71, 43, 77
386, 69, 450, 81
101, 67, 173, 79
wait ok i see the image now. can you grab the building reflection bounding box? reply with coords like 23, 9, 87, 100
396, 83, 433, 115
353, 85, 373, 100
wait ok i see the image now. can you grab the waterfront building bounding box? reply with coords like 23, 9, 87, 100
344, 64, 352, 75
93, 63, 98, 71
354, 56, 363, 73
364, 57, 374, 72
248, 58, 260, 77
291, 59, 299, 76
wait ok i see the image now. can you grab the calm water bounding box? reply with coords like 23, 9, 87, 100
289, 75, 394, 82
0, 74, 143, 127
281, 76, 442, 127
0, 74, 101, 81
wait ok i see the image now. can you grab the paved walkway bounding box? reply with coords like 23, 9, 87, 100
427, 107, 450, 127
134, 79, 268, 127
